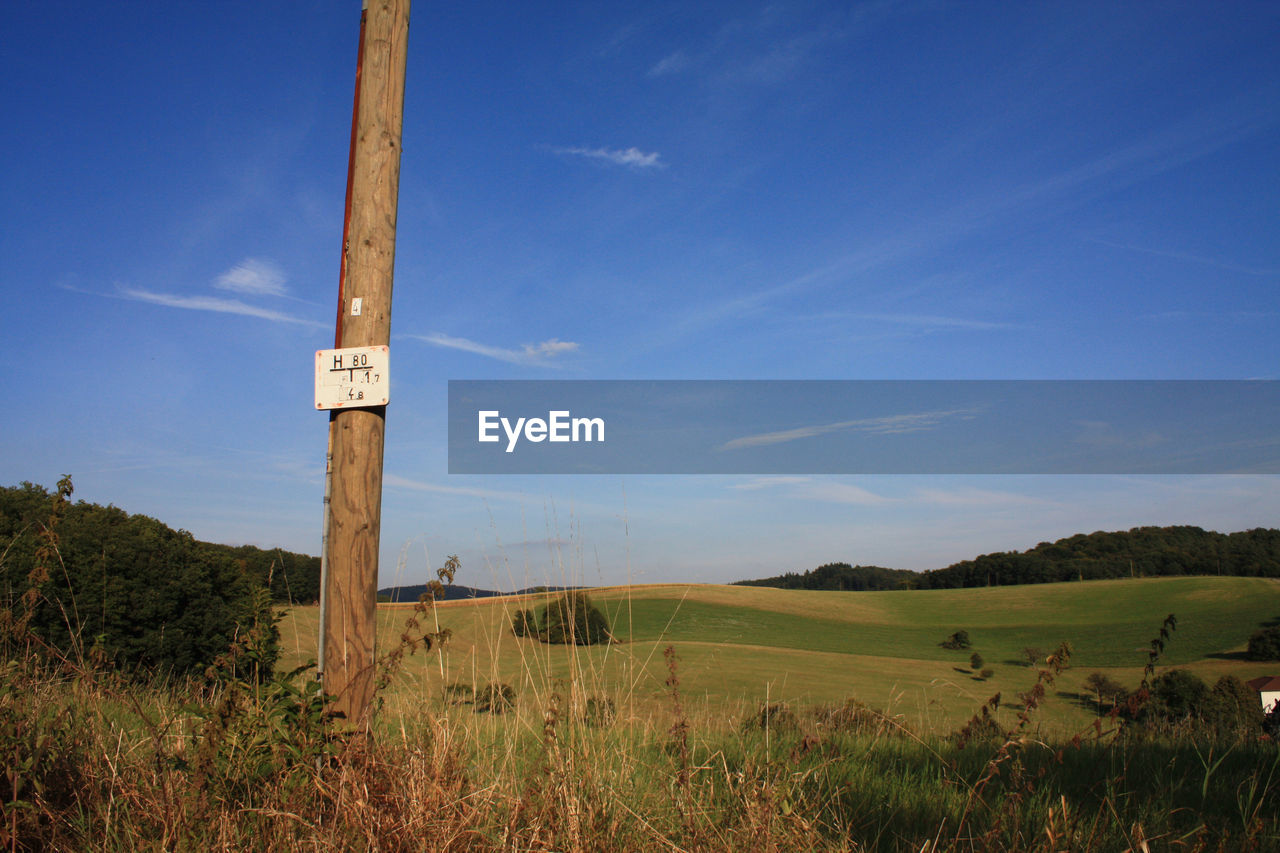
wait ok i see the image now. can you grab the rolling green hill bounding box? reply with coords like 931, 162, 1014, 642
279, 575, 1280, 732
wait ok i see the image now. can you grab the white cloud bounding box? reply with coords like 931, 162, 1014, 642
1088, 238, 1279, 277
728, 476, 893, 505
524, 338, 579, 358
383, 473, 528, 502
405, 332, 580, 366
117, 287, 324, 327
844, 313, 1015, 331
648, 51, 690, 77
214, 258, 287, 297
730, 476, 812, 490
729, 475, 1049, 509
913, 486, 1058, 508
556, 146, 664, 169
718, 408, 978, 451
801, 481, 895, 506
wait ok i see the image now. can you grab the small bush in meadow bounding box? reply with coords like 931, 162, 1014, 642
812, 698, 903, 737
443, 681, 474, 705
743, 701, 796, 732
474, 682, 516, 714
536, 592, 611, 645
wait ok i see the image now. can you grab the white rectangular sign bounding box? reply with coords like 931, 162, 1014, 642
315, 345, 390, 410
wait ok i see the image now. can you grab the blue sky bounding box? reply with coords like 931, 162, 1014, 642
3, 1, 1278, 590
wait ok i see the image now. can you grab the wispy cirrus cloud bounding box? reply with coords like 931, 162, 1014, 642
214, 258, 287, 296
664, 99, 1274, 344
730, 475, 812, 491
404, 332, 580, 367
912, 486, 1058, 508
729, 476, 893, 505
841, 313, 1016, 331
647, 51, 690, 77
383, 473, 527, 502
646, 3, 894, 87
718, 408, 977, 452
729, 476, 1056, 509
801, 480, 895, 505
116, 287, 324, 327
555, 146, 664, 169
1088, 238, 1279, 277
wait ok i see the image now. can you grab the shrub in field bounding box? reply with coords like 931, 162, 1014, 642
1145, 669, 1208, 723
475, 682, 516, 714
969, 652, 984, 670
941, 630, 971, 650
1083, 671, 1127, 711
443, 682, 474, 705
979, 668, 994, 680
510, 608, 534, 637
743, 702, 796, 732
1201, 675, 1264, 735
1246, 625, 1280, 661
812, 698, 902, 736
536, 592, 611, 645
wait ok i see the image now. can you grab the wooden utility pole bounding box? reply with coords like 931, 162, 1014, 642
323, 0, 410, 727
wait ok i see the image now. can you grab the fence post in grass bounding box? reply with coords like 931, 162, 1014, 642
322, 0, 411, 728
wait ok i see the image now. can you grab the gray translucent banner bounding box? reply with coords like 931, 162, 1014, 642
447, 380, 1280, 474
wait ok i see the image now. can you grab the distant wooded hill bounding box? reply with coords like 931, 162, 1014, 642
914, 526, 1280, 588
737, 526, 1280, 591
377, 584, 577, 602
736, 563, 915, 591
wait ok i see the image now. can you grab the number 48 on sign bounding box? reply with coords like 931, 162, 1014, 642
315, 345, 390, 410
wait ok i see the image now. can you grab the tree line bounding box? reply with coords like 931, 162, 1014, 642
735, 562, 915, 591
914, 525, 1280, 589
738, 526, 1280, 591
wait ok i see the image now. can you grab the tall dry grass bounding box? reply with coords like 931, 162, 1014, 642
3, 499, 1279, 851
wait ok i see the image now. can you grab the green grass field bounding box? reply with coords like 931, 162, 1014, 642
8, 574, 1280, 850
278, 576, 1280, 733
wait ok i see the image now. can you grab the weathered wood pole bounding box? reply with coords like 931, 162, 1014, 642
324, 0, 410, 727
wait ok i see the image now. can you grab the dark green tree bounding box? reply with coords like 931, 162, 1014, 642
1201, 675, 1264, 736
1083, 672, 1127, 712
1145, 669, 1208, 723
536, 592, 611, 646
510, 608, 534, 637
